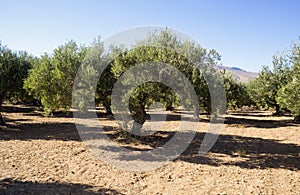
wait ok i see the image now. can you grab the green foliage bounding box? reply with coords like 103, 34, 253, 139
0, 45, 31, 101
248, 54, 290, 114
220, 70, 253, 109
95, 44, 119, 113
109, 45, 184, 127
73, 38, 104, 112
246, 37, 300, 121
3, 26, 300, 127
6, 29, 259, 125
10, 52, 36, 104
0, 43, 32, 124
102, 29, 224, 133
24, 40, 87, 116
24, 55, 56, 114
276, 40, 300, 119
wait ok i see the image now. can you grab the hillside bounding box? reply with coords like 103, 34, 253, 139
217, 65, 259, 83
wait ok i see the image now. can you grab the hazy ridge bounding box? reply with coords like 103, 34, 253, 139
217, 65, 259, 83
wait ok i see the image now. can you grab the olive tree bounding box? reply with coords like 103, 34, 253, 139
103, 30, 221, 133
24, 40, 87, 116
277, 40, 300, 121
0, 44, 31, 125
248, 54, 290, 115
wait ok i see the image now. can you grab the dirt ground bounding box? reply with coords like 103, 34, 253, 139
0, 104, 299, 194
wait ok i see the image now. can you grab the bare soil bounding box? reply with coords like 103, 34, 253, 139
0, 104, 299, 194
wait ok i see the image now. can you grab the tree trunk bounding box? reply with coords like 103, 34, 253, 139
294, 115, 300, 123
0, 95, 5, 126
103, 100, 112, 115
131, 104, 147, 136
194, 105, 200, 119
0, 114, 5, 126
166, 105, 174, 111
165, 102, 174, 111
273, 104, 281, 116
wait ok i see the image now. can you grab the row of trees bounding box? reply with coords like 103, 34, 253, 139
0, 44, 32, 125
1, 30, 300, 126
248, 39, 300, 121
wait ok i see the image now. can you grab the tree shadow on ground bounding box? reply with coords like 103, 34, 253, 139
0, 106, 299, 170
227, 110, 273, 117
127, 112, 296, 129
179, 132, 300, 170
0, 178, 122, 195
2, 104, 73, 118
90, 128, 300, 171
1, 121, 299, 170
2, 105, 37, 113
229, 113, 272, 117
225, 117, 296, 128
0, 122, 81, 141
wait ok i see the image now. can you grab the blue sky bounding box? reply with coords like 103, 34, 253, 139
1, 0, 300, 72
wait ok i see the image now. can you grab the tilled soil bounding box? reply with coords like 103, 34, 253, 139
0, 104, 299, 194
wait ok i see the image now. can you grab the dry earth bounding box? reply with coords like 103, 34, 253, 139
0, 104, 299, 194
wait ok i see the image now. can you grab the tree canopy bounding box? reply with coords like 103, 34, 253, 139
248, 38, 300, 121
0, 44, 32, 124
276, 40, 300, 121
24, 40, 87, 116
3, 30, 300, 126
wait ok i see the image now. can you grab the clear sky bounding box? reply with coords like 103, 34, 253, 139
1, 0, 300, 72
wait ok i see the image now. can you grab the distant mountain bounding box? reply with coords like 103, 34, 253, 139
216, 65, 258, 83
